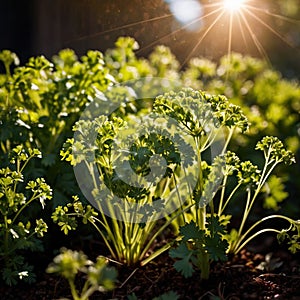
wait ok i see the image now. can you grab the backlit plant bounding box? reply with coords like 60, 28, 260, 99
0, 36, 299, 289
153, 88, 247, 279
182, 52, 300, 216
54, 111, 187, 266
54, 86, 299, 280
0, 49, 115, 206
0, 145, 52, 285
221, 137, 299, 254
152, 89, 298, 279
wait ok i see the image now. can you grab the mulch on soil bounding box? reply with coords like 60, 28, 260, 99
1, 237, 299, 300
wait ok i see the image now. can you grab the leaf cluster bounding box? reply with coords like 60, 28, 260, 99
277, 220, 300, 254
169, 216, 228, 278
52, 196, 97, 235
0, 48, 115, 206
0, 145, 52, 285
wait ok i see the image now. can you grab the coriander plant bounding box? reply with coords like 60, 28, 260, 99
53, 112, 186, 266
53, 82, 298, 280
0, 49, 115, 206
153, 88, 248, 279
221, 137, 299, 255
153, 88, 298, 279
0, 145, 52, 285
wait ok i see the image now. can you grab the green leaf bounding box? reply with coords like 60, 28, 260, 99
2, 268, 18, 286
277, 229, 289, 244
288, 241, 300, 254
256, 136, 295, 165
205, 235, 228, 262
170, 243, 195, 278
169, 242, 191, 259
41, 153, 56, 166
127, 293, 139, 300
173, 256, 194, 278
180, 222, 205, 242
207, 215, 227, 236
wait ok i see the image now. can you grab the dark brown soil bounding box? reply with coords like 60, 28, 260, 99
1, 236, 299, 300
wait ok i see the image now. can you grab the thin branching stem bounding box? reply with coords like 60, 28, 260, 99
233, 214, 294, 254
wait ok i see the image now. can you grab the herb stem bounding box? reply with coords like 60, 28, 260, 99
233, 214, 294, 254
68, 279, 80, 300
12, 192, 37, 224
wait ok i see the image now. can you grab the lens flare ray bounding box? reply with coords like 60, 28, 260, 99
67, 14, 173, 42
180, 8, 225, 68
240, 10, 270, 63
157, 0, 299, 68
245, 7, 299, 49
137, 7, 224, 54
66, 0, 300, 70
247, 5, 300, 25
237, 13, 249, 52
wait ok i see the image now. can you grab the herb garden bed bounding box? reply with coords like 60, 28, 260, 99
0, 36, 299, 300
1, 236, 299, 299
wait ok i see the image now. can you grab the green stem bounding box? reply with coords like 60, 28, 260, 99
88, 217, 117, 260
68, 279, 80, 300
19, 154, 35, 173
141, 242, 172, 266
236, 157, 280, 241
220, 181, 242, 215
218, 175, 227, 216
234, 228, 281, 254
198, 207, 206, 230
80, 279, 90, 296
237, 187, 251, 238
81, 286, 97, 300
12, 192, 38, 223
3, 215, 9, 256
173, 172, 187, 224
200, 130, 216, 152
0, 141, 8, 154
85, 161, 122, 258
80, 280, 95, 300
199, 251, 210, 280
195, 136, 205, 229
222, 127, 234, 155
4, 62, 11, 77
232, 214, 294, 254
140, 202, 195, 261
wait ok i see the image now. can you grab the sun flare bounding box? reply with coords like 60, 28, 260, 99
223, 0, 246, 12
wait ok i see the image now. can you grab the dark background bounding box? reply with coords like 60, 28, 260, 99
1, 0, 299, 77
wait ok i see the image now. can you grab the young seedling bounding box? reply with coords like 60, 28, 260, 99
47, 248, 117, 300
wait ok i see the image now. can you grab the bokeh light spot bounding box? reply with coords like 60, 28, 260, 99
167, 0, 203, 31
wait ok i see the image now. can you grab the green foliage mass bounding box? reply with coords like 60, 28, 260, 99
0, 36, 299, 289
0, 145, 52, 285
1, 38, 299, 210
0, 48, 115, 206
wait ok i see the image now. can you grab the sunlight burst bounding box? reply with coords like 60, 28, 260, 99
69, 0, 300, 71
223, 0, 246, 12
